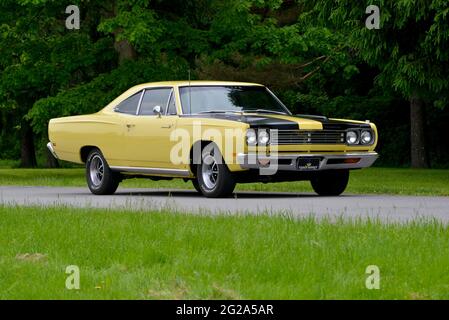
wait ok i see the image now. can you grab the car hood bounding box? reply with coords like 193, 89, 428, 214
182, 113, 371, 130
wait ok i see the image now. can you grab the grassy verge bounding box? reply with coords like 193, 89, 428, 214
0, 167, 448, 196
1, 205, 448, 299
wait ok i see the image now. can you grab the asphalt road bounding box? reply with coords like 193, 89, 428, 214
1, 186, 449, 223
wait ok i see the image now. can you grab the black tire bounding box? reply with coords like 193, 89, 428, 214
85, 148, 120, 195
310, 170, 349, 196
191, 179, 202, 193
196, 143, 236, 198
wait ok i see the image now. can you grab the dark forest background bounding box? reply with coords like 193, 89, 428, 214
0, 0, 448, 168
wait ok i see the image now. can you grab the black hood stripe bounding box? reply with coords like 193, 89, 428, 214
180, 114, 299, 129
180, 113, 370, 130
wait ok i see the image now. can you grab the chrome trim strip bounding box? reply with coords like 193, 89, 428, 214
135, 89, 145, 115
164, 89, 174, 116
110, 166, 191, 177
265, 87, 292, 115
46, 142, 58, 159
237, 152, 378, 171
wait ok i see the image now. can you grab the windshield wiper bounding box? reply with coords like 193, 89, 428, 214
244, 109, 287, 115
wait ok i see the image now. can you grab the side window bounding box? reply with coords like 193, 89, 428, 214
166, 92, 177, 115
115, 91, 142, 115
139, 88, 172, 115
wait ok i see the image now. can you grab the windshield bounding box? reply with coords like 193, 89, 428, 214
179, 86, 290, 115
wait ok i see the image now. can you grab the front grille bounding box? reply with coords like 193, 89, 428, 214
271, 130, 346, 145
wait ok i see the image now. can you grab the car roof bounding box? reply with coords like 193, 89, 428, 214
131, 80, 264, 90
101, 81, 266, 112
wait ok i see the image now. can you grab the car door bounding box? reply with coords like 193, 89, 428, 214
108, 90, 143, 166
124, 87, 179, 168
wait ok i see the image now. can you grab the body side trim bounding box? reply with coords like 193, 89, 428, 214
110, 166, 191, 177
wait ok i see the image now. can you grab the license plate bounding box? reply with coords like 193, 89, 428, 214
297, 158, 321, 170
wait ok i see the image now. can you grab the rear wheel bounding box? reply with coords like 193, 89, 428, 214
86, 148, 120, 195
310, 170, 349, 196
196, 143, 236, 198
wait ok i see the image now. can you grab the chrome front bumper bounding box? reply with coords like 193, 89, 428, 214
47, 142, 58, 159
237, 152, 378, 171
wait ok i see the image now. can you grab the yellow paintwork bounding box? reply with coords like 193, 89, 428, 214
48, 81, 378, 177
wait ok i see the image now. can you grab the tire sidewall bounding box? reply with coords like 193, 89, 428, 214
86, 150, 102, 191
86, 149, 119, 195
196, 143, 235, 198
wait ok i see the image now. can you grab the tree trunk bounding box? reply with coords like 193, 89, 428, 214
114, 39, 136, 65
410, 93, 429, 168
109, 2, 136, 65
20, 119, 37, 168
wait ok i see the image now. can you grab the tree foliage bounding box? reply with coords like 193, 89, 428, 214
306, 0, 449, 104
0, 0, 448, 167
303, 0, 449, 167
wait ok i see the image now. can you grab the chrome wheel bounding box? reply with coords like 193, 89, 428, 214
89, 155, 104, 187
196, 143, 236, 198
201, 150, 219, 190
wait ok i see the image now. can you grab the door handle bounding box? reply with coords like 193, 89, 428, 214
126, 124, 135, 128
161, 124, 174, 129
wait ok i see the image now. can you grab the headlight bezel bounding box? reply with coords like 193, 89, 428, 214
258, 129, 270, 145
246, 129, 258, 146
360, 130, 373, 145
345, 128, 375, 146
246, 128, 271, 146
346, 130, 359, 145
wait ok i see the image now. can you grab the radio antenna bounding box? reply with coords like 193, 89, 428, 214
188, 69, 192, 114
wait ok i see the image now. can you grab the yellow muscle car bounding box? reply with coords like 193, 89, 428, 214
47, 81, 378, 198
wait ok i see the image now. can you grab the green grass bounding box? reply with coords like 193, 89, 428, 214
1, 205, 449, 299
0, 167, 448, 196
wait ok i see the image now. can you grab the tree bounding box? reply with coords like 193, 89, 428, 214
0, 0, 115, 166
28, 58, 189, 136
306, 0, 449, 167
3, 0, 447, 168
28, 0, 352, 137
28, 0, 189, 137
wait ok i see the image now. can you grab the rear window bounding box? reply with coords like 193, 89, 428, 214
115, 91, 142, 115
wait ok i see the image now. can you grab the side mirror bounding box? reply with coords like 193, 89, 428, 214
153, 105, 162, 117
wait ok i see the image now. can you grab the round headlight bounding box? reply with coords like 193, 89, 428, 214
361, 130, 372, 144
258, 130, 270, 145
246, 129, 257, 145
346, 131, 358, 144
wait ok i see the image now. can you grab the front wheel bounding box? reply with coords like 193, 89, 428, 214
310, 170, 349, 196
86, 148, 120, 195
196, 144, 236, 198
191, 179, 202, 193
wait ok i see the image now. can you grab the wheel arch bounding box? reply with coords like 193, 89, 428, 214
80, 145, 99, 163
189, 140, 231, 177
